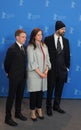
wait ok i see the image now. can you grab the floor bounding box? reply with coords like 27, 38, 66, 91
0, 98, 81, 130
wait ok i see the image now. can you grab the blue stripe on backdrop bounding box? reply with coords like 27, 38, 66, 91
0, 0, 81, 98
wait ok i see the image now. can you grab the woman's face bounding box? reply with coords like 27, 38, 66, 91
35, 31, 42, 42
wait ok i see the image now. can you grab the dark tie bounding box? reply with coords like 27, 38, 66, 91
21, 45, 25, 53
57, 37, 61, 54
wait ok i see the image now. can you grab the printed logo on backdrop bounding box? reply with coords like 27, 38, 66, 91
79, 15, 81, 21
53, 14, 66, 21
0, 61, 8, 96
69, 27, 74, 34
19, 0, 24, 6
74, 89, 81, 96
1, 38, 5, 44
76, 65, 81, 72
71, 1, 76, 8
0, 86, 8, 95
27, 13, 40, 20
67, 77, 71, 83
1, 38, 14, 45
1, 87, 5, 95
1, 11, 15, 19
77, 40, 81, 47
18, 25, 23, 29
44, 26, 49, 34
45, 0, 50, 7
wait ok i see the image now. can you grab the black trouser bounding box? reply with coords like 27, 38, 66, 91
53, 77, 64, 108
46, 70, 55, 109
30, 91, 43, 110
5, 78, 25, 119
46, 76, 64, 109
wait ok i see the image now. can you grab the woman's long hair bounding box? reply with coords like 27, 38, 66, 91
28, 28, 43, 49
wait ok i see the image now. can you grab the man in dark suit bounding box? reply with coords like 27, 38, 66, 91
4, 29, 27, 126
44, 21, 70, 116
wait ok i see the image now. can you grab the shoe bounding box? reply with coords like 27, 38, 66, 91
53, 107, 66, 114
5, 118, 18, 126
31, 110, 37, 121
15, 113, 27, 121
46, 108, 53, 116
36, 110, 44, 120
31, 117, 37, 121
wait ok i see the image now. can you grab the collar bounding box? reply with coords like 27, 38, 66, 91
16, 41, 23, 48
54, 33, 62, 40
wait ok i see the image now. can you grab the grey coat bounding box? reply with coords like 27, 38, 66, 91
27, 43, 51, 92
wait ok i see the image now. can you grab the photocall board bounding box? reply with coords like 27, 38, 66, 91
0, 0, 81, 98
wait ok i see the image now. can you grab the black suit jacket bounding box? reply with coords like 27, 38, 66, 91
44, 34, 70, 83
4, 42, 27, 80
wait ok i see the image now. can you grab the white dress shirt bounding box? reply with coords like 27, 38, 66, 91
54, 34, 63, 50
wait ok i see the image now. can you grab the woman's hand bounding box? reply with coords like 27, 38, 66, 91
35, 68, 47, 78
44, 66, 48, 75
40, 73, 47, 78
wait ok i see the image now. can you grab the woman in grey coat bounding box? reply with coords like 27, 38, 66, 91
27, 28, 51, 121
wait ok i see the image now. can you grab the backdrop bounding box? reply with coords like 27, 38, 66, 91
0, 0, 81, 98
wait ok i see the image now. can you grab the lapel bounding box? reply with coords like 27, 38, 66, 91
62, 37, 65, 50
51, 35, 57, 52
15, 42, 21, 51
15, 42, 26, 56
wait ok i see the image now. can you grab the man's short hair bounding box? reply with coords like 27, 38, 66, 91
15, 29, 26, 37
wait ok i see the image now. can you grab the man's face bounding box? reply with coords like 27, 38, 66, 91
16, 32, 26, 44
57, 27, 66, 36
